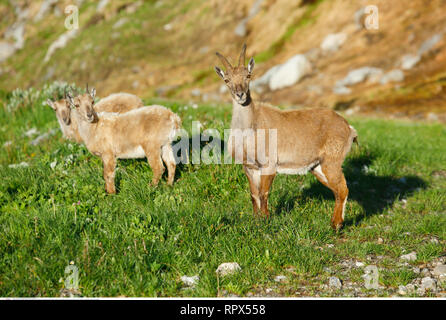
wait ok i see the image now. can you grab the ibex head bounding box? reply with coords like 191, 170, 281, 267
46, 88, 72, 125
67, 84, 97, 123
215, 44, 255, 106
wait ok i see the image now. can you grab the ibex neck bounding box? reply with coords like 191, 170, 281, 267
231, 98, 255, 130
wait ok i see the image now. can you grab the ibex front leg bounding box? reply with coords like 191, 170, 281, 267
259, 173, 276, 218
102, 153, 116, 194
243, 166, 261, 215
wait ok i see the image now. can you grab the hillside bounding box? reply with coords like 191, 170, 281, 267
1, 0, 446, 121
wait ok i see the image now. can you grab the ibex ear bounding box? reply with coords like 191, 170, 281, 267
46, 99, 56, 110
90, 88, 96, 100
214, 66, 226, 80
248, 58, 255, 74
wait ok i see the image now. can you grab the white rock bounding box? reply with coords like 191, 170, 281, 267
44, 29, 78, 63
34, 0, 59, 22
274, 275, 287, 283
432, 265, 446, 277
163, 24, 173, 31
328, 276, 342, 289
401, 54, 421, 70
24, 128, 39, 137
251, 65, 281, 94
380, 69, 405, 84
421, 277, 436, 291
400, 252, 417, 261
181, 275, 199, 287
269, 54, 312, 91
216, 262, 241, 277
97, 0, 109, 12
336, 67, 383, 88
321, 33, 347, 52
427, 113, 439, 121
398, 285, 408, 295
113, 18, 129, 29
9, 162, 29, 169
418, 33, 443, 56
0, 42, 16, 63
50, 160, 58, 169
333, 85, 352, 95
355, 261, 365, 267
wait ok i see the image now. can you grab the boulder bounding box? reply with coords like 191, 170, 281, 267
269, 54, 312, 91
321, 33, 347, 52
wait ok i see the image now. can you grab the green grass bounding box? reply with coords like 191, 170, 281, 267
0, 91, 445, 297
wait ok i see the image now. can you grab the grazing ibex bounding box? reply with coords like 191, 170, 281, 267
47, 86, 144, 143
215, 44, 358, 230
67, 88, 181, 194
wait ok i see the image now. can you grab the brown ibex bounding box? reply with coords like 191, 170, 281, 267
47, 86, 144, 143
67, 88, 181, 194
215, 44, 358, 230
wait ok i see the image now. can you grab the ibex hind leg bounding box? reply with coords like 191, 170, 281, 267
312, 161, 348, 231
143, 145, 165, 186
161, 144, 176, 186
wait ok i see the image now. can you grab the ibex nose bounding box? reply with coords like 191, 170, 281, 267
237, 92, 245, 99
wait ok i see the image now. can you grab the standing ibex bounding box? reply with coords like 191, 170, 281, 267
67, 88, 181, 194
215, 44, 358, 230
47, 86, 144, 143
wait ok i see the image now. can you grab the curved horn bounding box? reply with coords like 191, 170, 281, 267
216, 52, 232, 71
86, 83, 89, 94
238, 43, 247, 67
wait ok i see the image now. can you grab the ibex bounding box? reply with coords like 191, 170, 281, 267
215, 44, 358, 230
47, 86, 144, 143
67, 87, 181, 194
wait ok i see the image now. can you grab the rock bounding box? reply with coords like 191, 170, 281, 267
44, 29, 78, 63
333, 85, 352, 95
50, 160, 57, 169
113, 18, 129, 29
269, 54, 312, 91
190, 88, 201, 97
398, 285, 408, 295
216, 262, 241, 277
427, 113, 439, 121
0, 42, 16, 63
181, 275, 199, 287
413, 267, 421, 274
355, 261, 365, 267
400, 252, 417, 262
34, 0, 59, 22
328, 277, 342, 290
234, 0, 264, 37
321, 33, 347, 52
432, 265, 446, 277
274, 275, 287, 283
24, 128, 39, 137
163, 23, 173, 31
401, 54, 421, 70
97, 0, 109, 12
336, 67, 383, 88
420, 277, 436, 292
377, 237, 384, 244
9, 162, 29, 169
380, 69, 405, 85
251, 65, 281, 94
418, 33, 443, 56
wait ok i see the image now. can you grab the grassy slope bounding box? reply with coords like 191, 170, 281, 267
0, 95, 445, 297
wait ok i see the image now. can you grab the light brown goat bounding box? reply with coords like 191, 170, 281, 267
67, 88, 181, 194
215, 45, 358, 230
47, 91, 143, 143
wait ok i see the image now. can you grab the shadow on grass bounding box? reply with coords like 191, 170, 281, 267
276, 153, 427, 227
